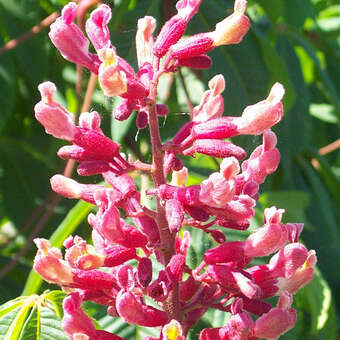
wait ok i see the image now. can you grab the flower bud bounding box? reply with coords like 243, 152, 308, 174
176, 55, 212, 69
136, 111, 148, 129
71, 268, 116, 290
73, 128, 121, 162
188, 118, 238, 144
103, 245, 137, 267
169, 33, 214, 60
137, 257, 153, 287
77, 161, 112, 176
156, 103, 170, 116
154, 16, 187, 57
184, 205, 210, 221
116, 291, 168, 327
165, 199, 184, 233
209, 229, 226, 244
113, 99, 137, 121
183, 139, 246, 160
133, 215, 160, 245
204, 241, 250, 268
50, 174, 101, 204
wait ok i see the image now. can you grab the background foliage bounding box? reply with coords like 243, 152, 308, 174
0, 0, 339, 339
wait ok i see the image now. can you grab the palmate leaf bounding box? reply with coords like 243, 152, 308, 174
0, 291, 68, 340
98, 314, 160, 340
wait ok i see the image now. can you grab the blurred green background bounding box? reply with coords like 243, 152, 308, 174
0, 0, 339, 339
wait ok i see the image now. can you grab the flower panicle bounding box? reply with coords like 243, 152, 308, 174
33, 1, 316, 339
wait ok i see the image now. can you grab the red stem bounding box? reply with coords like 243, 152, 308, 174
147, 60, 180, 321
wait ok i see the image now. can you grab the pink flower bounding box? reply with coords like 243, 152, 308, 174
253, 292, 297, 340
235, 83, 285, 135
200, 172, 235, 208
63, 292, 125, 340
33, 238, 73, 285
241, 129, 281, 184
49, 3, 99, 73
244, 207, 288, 257
116, 291, 168, 327
136, 16, 156, 67
35, 82, 77, 140
85, 4, 112, 51
64, 235, 105, 270
210, 0, 250, 46
193, 75, 226, 122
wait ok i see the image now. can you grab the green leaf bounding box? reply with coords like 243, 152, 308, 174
284, 0, 315, 28
186, 228, 213, 269
22, 200, 93, 296
255, 0, 284, 23
308, 149, 340, 207
296, 268, 337, 339
0, 39, 16, 133
0, 138, 53, 227
176, 67, 205, 109
310, 103, 338, 123
0, 8, 49, 87
287, 30, 340, 118
253, 30, 296, 111
259, 190, 310, 223
0, 292, 68, 340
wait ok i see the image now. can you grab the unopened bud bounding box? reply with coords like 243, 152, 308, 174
169, 33, 214, 60
136, 111, 148, 129
183, 139, 246, 160
156, 103, 169, 116
154, 16, 187, 57
114, 99, 136, 121
177, 55, 212, 69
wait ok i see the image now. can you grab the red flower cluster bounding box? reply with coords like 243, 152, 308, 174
33, 1, 316, 339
